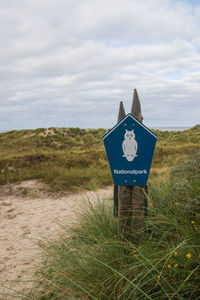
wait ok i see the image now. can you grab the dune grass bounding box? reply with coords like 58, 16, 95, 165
0, 125, 200, 191
0, 127, 111, 190
11, 150, 199, 299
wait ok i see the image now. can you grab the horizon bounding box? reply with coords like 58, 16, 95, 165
0, 125, 197, 133
0, 0, 200, 130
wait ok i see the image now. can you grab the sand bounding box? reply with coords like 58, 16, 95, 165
0, 180, 113, 298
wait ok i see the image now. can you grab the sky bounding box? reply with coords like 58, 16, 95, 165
0, 0, 200, 130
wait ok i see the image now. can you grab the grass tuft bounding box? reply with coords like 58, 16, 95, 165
13, 151, 199, 299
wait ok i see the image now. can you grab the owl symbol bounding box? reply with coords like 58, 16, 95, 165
122, 129, 138, 162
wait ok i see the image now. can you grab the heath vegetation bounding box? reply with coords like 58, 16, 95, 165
0, 125, 200, 191
0, 126, 200, 299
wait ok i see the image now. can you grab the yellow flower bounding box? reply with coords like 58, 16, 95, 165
138, 246, 142, 250
174, 251, 178, 256
167, 264, 171, 269
191, 221, 196, 224
186, 253, 192, 259
157, 275, 160, 279
174, 264, 178, 268
130, 249, 137, 255
194, 225, 198, 230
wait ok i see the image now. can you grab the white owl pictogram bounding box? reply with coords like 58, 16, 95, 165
122, 129, 138, 162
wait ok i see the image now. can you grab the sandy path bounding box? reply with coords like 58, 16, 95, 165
0, 180, 113, 298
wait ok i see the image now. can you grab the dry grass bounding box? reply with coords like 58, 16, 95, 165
0, 125, 199, 191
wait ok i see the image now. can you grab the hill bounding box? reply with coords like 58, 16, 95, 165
0, 125, 200, 191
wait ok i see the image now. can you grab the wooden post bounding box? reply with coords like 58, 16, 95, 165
131, 89, 143, 123
118, 89, 146, 242
113, 101, 126, 217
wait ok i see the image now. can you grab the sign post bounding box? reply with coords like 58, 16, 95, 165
114, 101, 126, 217
103, 89, 157, 241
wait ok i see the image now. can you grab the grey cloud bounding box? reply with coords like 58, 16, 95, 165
0, 0, 200, 130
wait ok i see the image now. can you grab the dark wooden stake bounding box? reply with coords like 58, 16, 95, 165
118, 89, 146, 242
113, 101, 126, 217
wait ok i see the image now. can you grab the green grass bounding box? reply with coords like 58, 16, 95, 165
9, 150, 199, 299
0, 127, 111, 190
0, 125, 200, 191
152, 125, 200, 167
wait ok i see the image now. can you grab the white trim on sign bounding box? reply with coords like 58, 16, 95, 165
103, 114, 157, 140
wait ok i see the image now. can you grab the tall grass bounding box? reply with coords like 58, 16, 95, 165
14, 151, 199, 299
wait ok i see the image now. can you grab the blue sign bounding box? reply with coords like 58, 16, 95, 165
103, 113, 157, 186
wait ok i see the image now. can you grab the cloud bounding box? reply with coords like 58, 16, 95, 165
0, 0, 200, 130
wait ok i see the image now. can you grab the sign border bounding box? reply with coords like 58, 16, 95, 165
103, 113, 157, 141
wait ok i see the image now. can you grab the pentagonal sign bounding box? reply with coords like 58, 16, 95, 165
103, 113, 157, 186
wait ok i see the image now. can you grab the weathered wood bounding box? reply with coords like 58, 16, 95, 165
114, 101, 126, 217
131, 89, 143, 122
118, 186, 132, 239
130, 186, 145, 232
117, 101, 126, 123
118, 89, 146, 242
118, 185, 145, 240
113, 184, 118, 217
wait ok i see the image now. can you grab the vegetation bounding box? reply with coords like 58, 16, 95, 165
17, 150, 200, 299
0, 127, 110, 191
0, 125, 200, 191
1, 126, 200, 298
